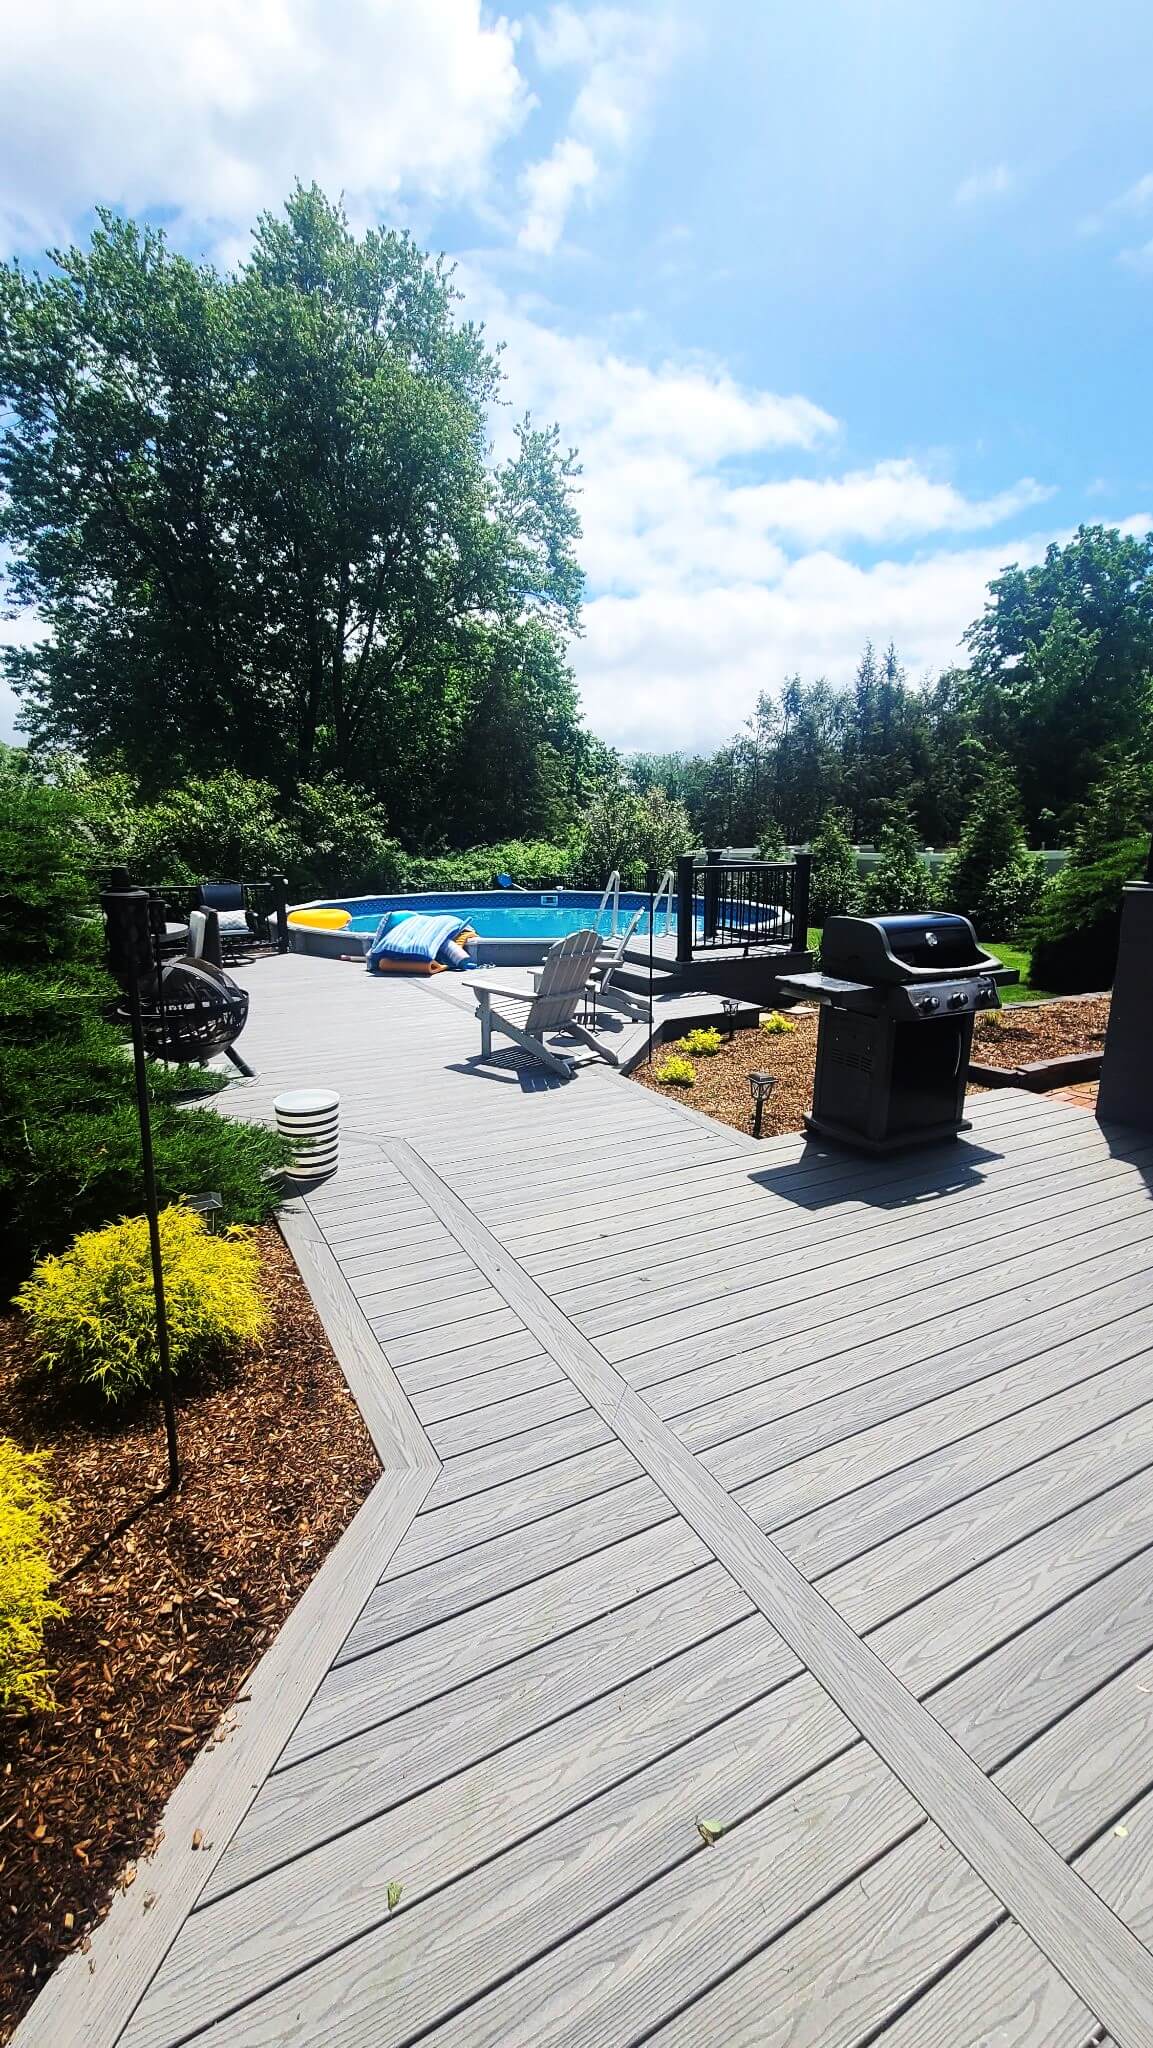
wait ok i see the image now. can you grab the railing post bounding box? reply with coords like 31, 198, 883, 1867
792, 854, 812, 951
704, 848, 723, 947
270, 875, 290, 953
675, 855, 695, 963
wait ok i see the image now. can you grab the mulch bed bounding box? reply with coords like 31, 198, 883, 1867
0, 1227, 380, 2042
631, 996, 1112, 1138
631, 1013, 820, 1139
972, 994, 1110, 1068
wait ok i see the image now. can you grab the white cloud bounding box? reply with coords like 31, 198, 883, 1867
1079, 170, 1153, 247
576, 541, 1056, 754
1108, 171, 1153, 216
0, 0, 530, 255
517, 5, 682, 253
468, 284, 1074, 749
0, 607, 43, 745
955, 163, 1016, 207
518, 139, 599, 256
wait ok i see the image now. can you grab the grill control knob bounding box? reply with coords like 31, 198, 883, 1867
919, 995, 939, 1012
948, 991, 966, 1009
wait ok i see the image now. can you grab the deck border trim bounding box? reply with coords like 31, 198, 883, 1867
386, 1133, 1153, 2047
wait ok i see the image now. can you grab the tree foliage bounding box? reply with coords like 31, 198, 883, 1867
938, 757, 1042, 938
808, 808, 860, 925
1025, 754, 1151, 991
963, 526, 1153, 824
0, 189, 586, 843
860, 808, 936, 915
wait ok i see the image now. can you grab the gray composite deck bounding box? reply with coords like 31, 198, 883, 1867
19, 953, 1153, 2048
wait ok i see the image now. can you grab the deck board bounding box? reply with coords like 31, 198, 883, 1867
24, 953, 1153, 2048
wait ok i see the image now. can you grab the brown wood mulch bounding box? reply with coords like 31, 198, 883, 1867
631, 996, 1113, 1138
0, 1226, 380, 2043
972, 994, 1110, 1067
631, 1012, 819, 1139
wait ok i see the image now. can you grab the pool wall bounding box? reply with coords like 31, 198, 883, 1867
286, 890, 666, 967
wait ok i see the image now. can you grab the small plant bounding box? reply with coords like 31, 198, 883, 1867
760, 1011, 797, 1035
679, 1027, 722, 1056
18, 1206, 268, 1403
654, 1054, 696, 1087
0, 1439, 65, 1713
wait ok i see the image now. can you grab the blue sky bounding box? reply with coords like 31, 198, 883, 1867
2, 0, 1152, 751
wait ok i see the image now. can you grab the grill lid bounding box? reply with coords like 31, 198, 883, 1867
820, 913, 1001, 984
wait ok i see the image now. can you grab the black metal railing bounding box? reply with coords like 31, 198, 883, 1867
96, 869, 291, 956
675, 853, 811, 963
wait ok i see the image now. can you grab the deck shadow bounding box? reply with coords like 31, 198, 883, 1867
746, 1134, 1007, 1211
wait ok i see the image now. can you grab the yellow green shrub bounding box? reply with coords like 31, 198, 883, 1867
654, 1054, 696, 1087
679, 1027, 722, 1056
0, 1439, 65, 1712
17, 1206, 268, 1403
760, 1010, 797, 1035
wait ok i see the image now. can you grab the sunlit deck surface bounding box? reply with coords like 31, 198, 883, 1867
27, 953, 1153, 2047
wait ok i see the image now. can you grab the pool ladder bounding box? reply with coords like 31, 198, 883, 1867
595, 868, 675, 940
596, 870, 621, 936
652, 868, 675, 938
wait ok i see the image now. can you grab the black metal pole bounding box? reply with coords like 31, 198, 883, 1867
124, 971, 180, 1492
104, 890, 182, 1494
647, 886, 654, 1065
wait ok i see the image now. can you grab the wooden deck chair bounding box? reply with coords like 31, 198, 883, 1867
474, 928, 607, 1078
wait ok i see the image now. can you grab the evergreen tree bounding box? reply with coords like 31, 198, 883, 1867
809, 809, 861, 925
756, 814, 786, 859
860, 807, 935, 915
938, 758, 1042, 937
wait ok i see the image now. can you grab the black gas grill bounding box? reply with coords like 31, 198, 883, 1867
777, 913, 1002, 1153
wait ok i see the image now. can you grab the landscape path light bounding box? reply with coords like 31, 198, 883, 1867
748, 1069, 776, 1140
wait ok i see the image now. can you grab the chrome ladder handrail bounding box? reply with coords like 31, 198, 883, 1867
595, 868, 621, 936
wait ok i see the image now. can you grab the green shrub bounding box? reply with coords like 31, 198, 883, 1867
289, 778, 402, 896
127, 771, 297, 884
861, 810, 935, 915
809, 809, 861, 925
568, 780, 693, 889
0, 775, 288, 1295
760, 1010, 797, 1035
4, 1105, 288, 1287
654, 1054, 696, 1087
0, 1439, 65, 1713
19, 1206, 268, 1402
1028, 836, 1146, 993
939, 759, 1043, 939
679, 1027, 722, 1055
397, 840, 574, 892
756, 815, 786, 861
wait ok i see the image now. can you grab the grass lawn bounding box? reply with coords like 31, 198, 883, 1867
985, 940, 1057, 1004
805, 928, 1056, 1004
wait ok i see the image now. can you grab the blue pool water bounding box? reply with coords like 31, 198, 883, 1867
338, 889, 673, 940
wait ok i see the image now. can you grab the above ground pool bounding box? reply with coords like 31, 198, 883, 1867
287, 889, 675, 965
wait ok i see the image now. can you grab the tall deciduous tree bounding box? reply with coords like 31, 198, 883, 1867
963, 525, 1153, 825
0, 187, 584, 824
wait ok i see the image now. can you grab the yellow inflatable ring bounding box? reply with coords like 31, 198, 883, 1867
288, 907, 352, 930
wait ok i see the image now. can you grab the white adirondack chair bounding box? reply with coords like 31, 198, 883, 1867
588, 903, 649, 1020
474, 928, 607, 1078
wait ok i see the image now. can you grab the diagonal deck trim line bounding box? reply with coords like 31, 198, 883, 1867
278, 1199, 436, 1470
384, 1134, 1153, 2048
11, 1467, 435, 2048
